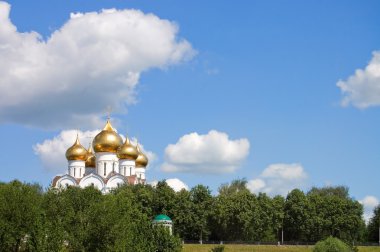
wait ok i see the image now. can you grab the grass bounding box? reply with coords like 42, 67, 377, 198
182, 244, 380, 252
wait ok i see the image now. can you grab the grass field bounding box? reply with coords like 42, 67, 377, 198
182, 244, 380, 252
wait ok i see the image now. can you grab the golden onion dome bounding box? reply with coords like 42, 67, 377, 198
85, 145, 96, 168
92, 119, 123, 153
65, 135, 88, 161
135, 144, 148, 168
117, 136, 139, 160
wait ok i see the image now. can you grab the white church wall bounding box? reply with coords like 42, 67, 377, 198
119, 159, 135, 176
105, 175, 126, 193
57, 175, 77, 188
135, 167, 145, 180
79, 173, 105, 191
96, 153, 119, 178
68, 160, 85, 178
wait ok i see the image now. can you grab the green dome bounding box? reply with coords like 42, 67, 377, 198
154, 214, 172, 221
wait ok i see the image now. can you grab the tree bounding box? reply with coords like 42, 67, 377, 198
211, 189, 258, 241
306, 186, 365, 242
308, 186, 350, 199
272, 195, 285, 242
367, 205, 380, 242
218, 178, 249, 196
152, 181, 177, 217
0, 180, 44, 252
171, 189, 194, 239
284, 189, 309, 241
189, 185, 212, 242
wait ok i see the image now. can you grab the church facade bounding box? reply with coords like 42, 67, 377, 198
52, 119, 148, 193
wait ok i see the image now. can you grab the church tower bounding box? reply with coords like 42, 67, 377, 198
92, 119, 123, 178
117, 136, 138, 177
65, 135, 87, 179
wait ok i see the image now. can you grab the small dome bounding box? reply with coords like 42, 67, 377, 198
65, 135, 87, 161
154, 214, 172, 222
85, 145, 96, 168
135, 144, 148, 168
117, 136, 138, 160
92, 119, 123, 153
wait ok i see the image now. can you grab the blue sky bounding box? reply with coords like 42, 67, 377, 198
0, 0, 380, 217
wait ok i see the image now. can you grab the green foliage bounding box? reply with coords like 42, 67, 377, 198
366, 205, 380, 242
307, 186, 350, 199
284, 187, 365, 242
313, 236, 352, 252
218, 178, 249, 196
210, 245, 225, 252
0, 180, 44, 252
0, 179, 372, 251
152, 225, 182, 252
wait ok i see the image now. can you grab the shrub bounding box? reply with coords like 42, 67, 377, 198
313, 236, 352, 252
210, 245, 225, 252
152, 225, 182, 252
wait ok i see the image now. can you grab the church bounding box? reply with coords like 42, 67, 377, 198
52, 119, 148, 193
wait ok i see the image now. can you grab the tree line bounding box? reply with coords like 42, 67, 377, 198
0, 179, 379, 251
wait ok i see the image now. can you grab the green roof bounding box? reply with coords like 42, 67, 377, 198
154, 214, 172, 221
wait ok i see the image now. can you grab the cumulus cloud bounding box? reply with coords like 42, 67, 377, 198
359, 195, 379, 223
337, 51, 380, 108
33, 128, 156, 173
150, 178, 189, 192
247, 163, 308, 196
161, 130, 250, 173
0, 2, 195, 129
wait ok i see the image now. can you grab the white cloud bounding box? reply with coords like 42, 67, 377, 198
166, 178, 189, 192
247, 179, 266, 192
161, 130, 250, 173
33, 130, 99, 173
0, 2, 195, 129
149, 178, 189, 192
247, 163, 308, 196
33, 129, 156, 173
359, 195, 379, 223
337, 51, 380, 109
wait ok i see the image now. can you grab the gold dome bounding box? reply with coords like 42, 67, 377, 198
117, 136, 138, 160
65, 135, 88, 161
92, 119, 123, 153
85, 145, 96, 168
135, 144, 148, 168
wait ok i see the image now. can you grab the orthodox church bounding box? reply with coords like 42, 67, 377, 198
52, 119, 148, 193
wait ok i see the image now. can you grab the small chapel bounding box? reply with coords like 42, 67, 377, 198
52, 119, 148, 193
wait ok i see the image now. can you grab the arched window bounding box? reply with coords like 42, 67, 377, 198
104, 163, 106, 176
